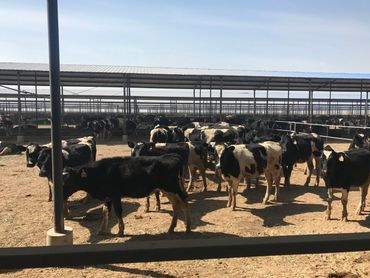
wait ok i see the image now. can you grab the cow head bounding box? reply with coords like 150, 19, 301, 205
321, 145, 348, 184
36, 148, 53, 177
26, 144, 44, 167
62, 166, 88, 200
127, 141, 155, 157
351, 133, 369, 149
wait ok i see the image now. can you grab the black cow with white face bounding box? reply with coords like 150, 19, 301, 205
348, 133, 369, 150
62, 154, 190, 236
280, 133, 323, 187
321, 145, 370, 221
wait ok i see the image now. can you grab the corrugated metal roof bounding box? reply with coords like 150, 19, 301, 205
0, 62, 370, 91
1, 62, 370, 79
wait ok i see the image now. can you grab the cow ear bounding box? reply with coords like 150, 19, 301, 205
127, 141, 135, 148
338, 153, 345, 162
80, 169, 88, 178
227, 145, 235, 151
324, 145, 335, 152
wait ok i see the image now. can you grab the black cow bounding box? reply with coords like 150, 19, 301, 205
280, 133, 323, 187
62, 155, 191, 236
0, 142, 26, 156
322, 146, 370, 221
348, 133, 369, 150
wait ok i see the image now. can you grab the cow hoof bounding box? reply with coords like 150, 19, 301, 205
325, 216, 331, 221
262, 199, 269, 205
202, 188, 207, 192
341, 217, 348, 222
186, 228, 192, 233
355, 209, 362, 216
97, 230, 107, 236
117, 231, 124, 237
167, 229, 175, 234
156, 207, 161, 212
303, 183, 309, 187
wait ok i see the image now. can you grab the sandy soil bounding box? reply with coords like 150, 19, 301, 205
0, 142, 369, 277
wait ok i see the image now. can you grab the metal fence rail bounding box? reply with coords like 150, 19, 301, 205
1, 232, 370, 269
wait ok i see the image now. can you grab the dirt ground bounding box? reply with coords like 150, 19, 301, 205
0, 142, 369, 277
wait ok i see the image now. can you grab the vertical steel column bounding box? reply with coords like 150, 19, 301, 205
61, 85, 64, 123
253, 89, 256, 118
193, 88, 195, 118
266, 81, 269, 117
209, 77, 212, 117
365, 91, 368, 126
219, 77, 223, 120
308, 79, 313, 122
287, 79, 290, 118
359, 80, 363, 117
35, 73, 38, 128
328, 83, 332, 116
17, 71, 22, 119
199, 80, 202, 117
47, 0, 64, 233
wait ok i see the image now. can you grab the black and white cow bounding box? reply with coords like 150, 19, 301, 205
128, 141, 208, 192
149, 125, 185, 143
62, 154, 191, 236
280, 133, 324, 187
26, 136, 96, 201
217, 142, 282, 210
0, 142, 26, 156
348, 133, 369, 150
322, 145, 370, 221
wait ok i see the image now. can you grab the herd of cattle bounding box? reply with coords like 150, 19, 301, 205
0, 120, 369, 237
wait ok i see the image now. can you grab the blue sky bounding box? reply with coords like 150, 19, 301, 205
1, 0, 370, 74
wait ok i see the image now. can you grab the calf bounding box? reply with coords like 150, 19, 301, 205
348, 133, 369, 150
27, 137, 96, 201
62, 155, 191, 236
0, 142, 26, 156
218, 142, 282, 210
322, 146, 370, 221
280, 133, 323, 187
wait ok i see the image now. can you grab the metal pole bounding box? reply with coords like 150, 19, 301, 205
61, 85, 64, 123
266, 81, 269, 117
287, 79, 290, 118
47, 0, 64, 233
219, 77, 223, 120
199, 80, 202, 117
360, 80, 363, 117
328, 82, 332, 116
17, 71, 22, 119
35, 73, 38, 128
253, 89, 256, 118
209, 77, 212, 117
365, 91, 369, 126
193, 88, 195, 118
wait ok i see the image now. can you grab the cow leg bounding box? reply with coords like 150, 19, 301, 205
166, 193, 181, 233
216, 168, 222, 192
245, 177, 251, 191
155, 190, 161, 211
179, 196, 191, 233
145, 196, 150, 213
283, 165, 293, 187
231, 182, 238, 211
356, 184, 369, 215
263, 173, 273, 204
47, 180, 53, 202
98, 201, 111, 235
304, 160, 314, 187
186, 166, 196, 192
273, 169, 282, 202
226, 181, 233, 207
200, 167, 207, 192
255, 177, 260, 188
326, 188, 333, 220
341, 189, 349, 221
63, 201, 70, 219
112, 199, 124, 236
314, 156, 321, 187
